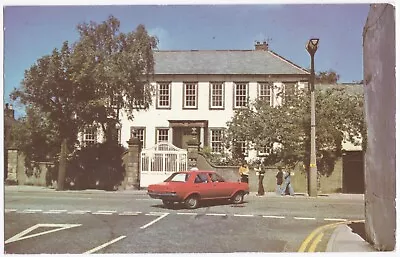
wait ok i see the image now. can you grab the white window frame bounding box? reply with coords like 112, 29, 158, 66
82, 127, 97, 147
258, 82, 273, 106
131, 127, 146, 148
183, 82, 198, 109
209, 82, 225, 109
234, 82, 249, 109
257, 142, 274, 156
156, 128, 169, 143
210, 129, 224, 153
157, 82, 171, 109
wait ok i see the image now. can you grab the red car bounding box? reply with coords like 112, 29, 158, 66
147, 170, 249, 209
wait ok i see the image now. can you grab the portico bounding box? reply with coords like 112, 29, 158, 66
169, 120, 209, 149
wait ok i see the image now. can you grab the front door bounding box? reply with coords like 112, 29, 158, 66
173, 127, 200, 149
172, 128, 183, 148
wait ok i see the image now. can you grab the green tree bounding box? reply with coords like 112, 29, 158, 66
10, 106, 77, 173
70, 16, 158, 143
225, 86, 365, 176
11, 42, 80, 190
315, 70, 340, 84
11, 17, 157, 190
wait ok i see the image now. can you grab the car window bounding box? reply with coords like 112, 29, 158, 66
194, 174, 209, 183
209, 173, 225, 182
165, 173, 190, 182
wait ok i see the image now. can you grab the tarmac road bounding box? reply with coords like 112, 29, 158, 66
4, 187, 365, 253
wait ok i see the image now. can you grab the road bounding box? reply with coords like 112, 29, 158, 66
4, 189, 365, 253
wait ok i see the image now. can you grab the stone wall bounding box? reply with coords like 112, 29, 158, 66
196, 152, 343, 194
363, 4, 396, 251
6, 149, 52, 187
6, 149, 19, 184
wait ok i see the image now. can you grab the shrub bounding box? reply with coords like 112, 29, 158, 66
51, 142, 127, 190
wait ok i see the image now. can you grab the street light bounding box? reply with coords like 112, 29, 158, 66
306, 38, 319, 197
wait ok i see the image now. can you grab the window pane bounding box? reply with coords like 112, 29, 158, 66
259, 82, 272, 105
157, 129, 169, 143
158, 83, 170, 107
83, 127, 97, 147
184, 83, 197, 107
211, 129, 223, 153
235, 83, 248, 107
210, 82, 224, 108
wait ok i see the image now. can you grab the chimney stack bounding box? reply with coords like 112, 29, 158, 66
255, 41, 268, 51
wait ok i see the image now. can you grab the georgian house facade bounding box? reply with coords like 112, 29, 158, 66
114, 42, 310, 160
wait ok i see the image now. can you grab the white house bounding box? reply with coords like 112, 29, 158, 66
115, 42, 310, 160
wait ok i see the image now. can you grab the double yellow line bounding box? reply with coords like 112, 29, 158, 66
298, 220, 365, 252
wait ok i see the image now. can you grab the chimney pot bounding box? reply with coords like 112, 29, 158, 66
255, 41, 268, 51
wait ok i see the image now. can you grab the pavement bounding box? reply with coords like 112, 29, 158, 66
3, 185, 376, 252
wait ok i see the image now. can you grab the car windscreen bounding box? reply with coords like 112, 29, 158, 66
164, 173, 190, 182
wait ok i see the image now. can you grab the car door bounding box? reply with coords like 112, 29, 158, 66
208, 173, 232, 198
193, 173, 215, 199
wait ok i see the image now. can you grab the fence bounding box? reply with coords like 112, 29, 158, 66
140, 142, 188, 187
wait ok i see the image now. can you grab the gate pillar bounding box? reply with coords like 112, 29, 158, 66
125, 136, 142, 190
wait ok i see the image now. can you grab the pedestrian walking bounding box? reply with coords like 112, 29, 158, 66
281, 168, 295, 196
238, 161, 249, 183
254, 160, 265, 196
275, 166, 284, 195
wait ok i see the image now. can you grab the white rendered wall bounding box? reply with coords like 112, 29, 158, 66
119, 75, 307, 153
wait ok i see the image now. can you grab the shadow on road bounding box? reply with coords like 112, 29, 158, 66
151, 200, 249, 210
348, 221, 367, 241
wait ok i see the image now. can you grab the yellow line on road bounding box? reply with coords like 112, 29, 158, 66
298, 221, 347, 252
308, 232, 324, 252
298, 219, 365, 252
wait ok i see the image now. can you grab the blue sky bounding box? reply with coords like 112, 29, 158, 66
4, 4, 370, 116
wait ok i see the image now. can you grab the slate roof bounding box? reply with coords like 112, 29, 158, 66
153, 50, 310, 75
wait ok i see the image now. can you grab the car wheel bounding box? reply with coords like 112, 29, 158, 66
184, 195, 199, 209
162, 200, 174, 208
232, 192, 244, 204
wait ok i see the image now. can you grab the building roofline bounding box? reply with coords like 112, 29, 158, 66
267, 50, 310, 75
153, 73, 310, 77
154, 49, 256, 52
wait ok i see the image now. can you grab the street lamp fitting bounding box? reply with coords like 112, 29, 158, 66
306, 38, 320, 55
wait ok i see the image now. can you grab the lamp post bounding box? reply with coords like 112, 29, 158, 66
306, 38, 319, 197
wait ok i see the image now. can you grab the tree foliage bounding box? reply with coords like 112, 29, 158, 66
11, 41, 80, 190
10, 106, 70, 171
70, 16, 158, 142
10, 16, 157, 190
225, 85, 365, 176
315, 70, 340, 84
